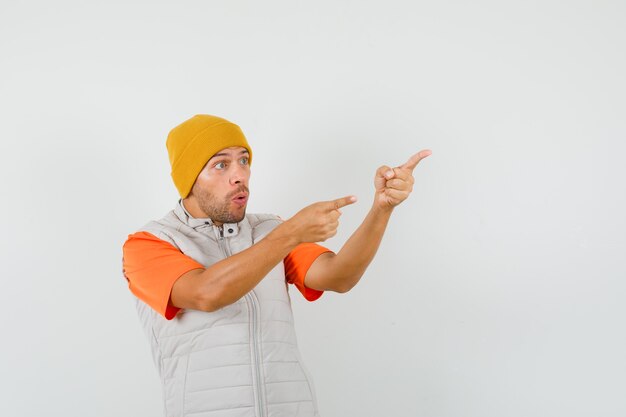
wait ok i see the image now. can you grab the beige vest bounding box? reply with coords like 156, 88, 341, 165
134, 201, 320, 417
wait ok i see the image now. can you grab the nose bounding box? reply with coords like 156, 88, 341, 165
229, 163, 248, 186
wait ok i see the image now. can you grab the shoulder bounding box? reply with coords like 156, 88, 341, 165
246, 213, 282, 226
245, 213, 282, 240
245, 213, 282, 230
130, 209, 187, 247
122, 231, 180, 263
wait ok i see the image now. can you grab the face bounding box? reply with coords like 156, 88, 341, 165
187, 146, 251, 226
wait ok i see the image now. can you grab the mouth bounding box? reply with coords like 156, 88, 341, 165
232, 192, 248, 206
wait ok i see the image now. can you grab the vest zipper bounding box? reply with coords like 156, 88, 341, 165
214, 224, 267, 417
247, 291, 266, 417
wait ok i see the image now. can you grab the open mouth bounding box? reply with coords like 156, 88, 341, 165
232, 193, 248, 205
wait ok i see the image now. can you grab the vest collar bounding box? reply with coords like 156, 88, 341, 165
175, 199, 240, 237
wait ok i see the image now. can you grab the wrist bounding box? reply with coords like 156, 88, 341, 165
270, 219, 302, 247
371, 201, 394, 217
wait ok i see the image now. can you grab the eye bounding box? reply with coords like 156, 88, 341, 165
215, 161, 226, 170
239, 157, 249, 165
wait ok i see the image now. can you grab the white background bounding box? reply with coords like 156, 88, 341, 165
1, 1, 625, 416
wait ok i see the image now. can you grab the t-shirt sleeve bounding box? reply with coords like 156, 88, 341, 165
122, 231, 205, 320
284, 243, 334, 302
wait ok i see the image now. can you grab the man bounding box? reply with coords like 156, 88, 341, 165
122, 114, 431, 417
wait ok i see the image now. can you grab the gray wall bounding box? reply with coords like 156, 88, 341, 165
1, 1, 624, 416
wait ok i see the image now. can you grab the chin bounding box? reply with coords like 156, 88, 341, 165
233, 211, 246, 223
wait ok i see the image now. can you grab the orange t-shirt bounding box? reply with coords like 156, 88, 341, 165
122, 231, 331, 320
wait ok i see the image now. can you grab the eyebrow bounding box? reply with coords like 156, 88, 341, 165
210, 149, 249, 159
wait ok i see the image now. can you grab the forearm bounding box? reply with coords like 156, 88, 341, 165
336, 204, 392, 285
323, 202, 393, 292
181, 222, 300, 311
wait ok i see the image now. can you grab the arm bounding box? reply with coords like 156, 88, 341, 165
304, 149, 432, 293
171, 196, 357, 312
171, 225, 298, 312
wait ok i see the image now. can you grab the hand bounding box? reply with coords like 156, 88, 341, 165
374, 149, 432, 210
285, 195, 357, 243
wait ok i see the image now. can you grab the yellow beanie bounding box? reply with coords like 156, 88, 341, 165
166, 114, 252, 198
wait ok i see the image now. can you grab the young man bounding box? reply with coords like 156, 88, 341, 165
122, 114, 431, 417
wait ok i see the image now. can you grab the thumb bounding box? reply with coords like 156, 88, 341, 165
376, 165, 395, 180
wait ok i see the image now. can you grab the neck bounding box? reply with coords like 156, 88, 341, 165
182, 197, 223, 227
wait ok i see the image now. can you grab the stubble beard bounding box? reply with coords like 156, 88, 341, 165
191, 183, 249, 225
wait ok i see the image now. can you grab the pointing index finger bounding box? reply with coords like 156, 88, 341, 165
329, 195, 358, 210
400, 149, 432, 171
